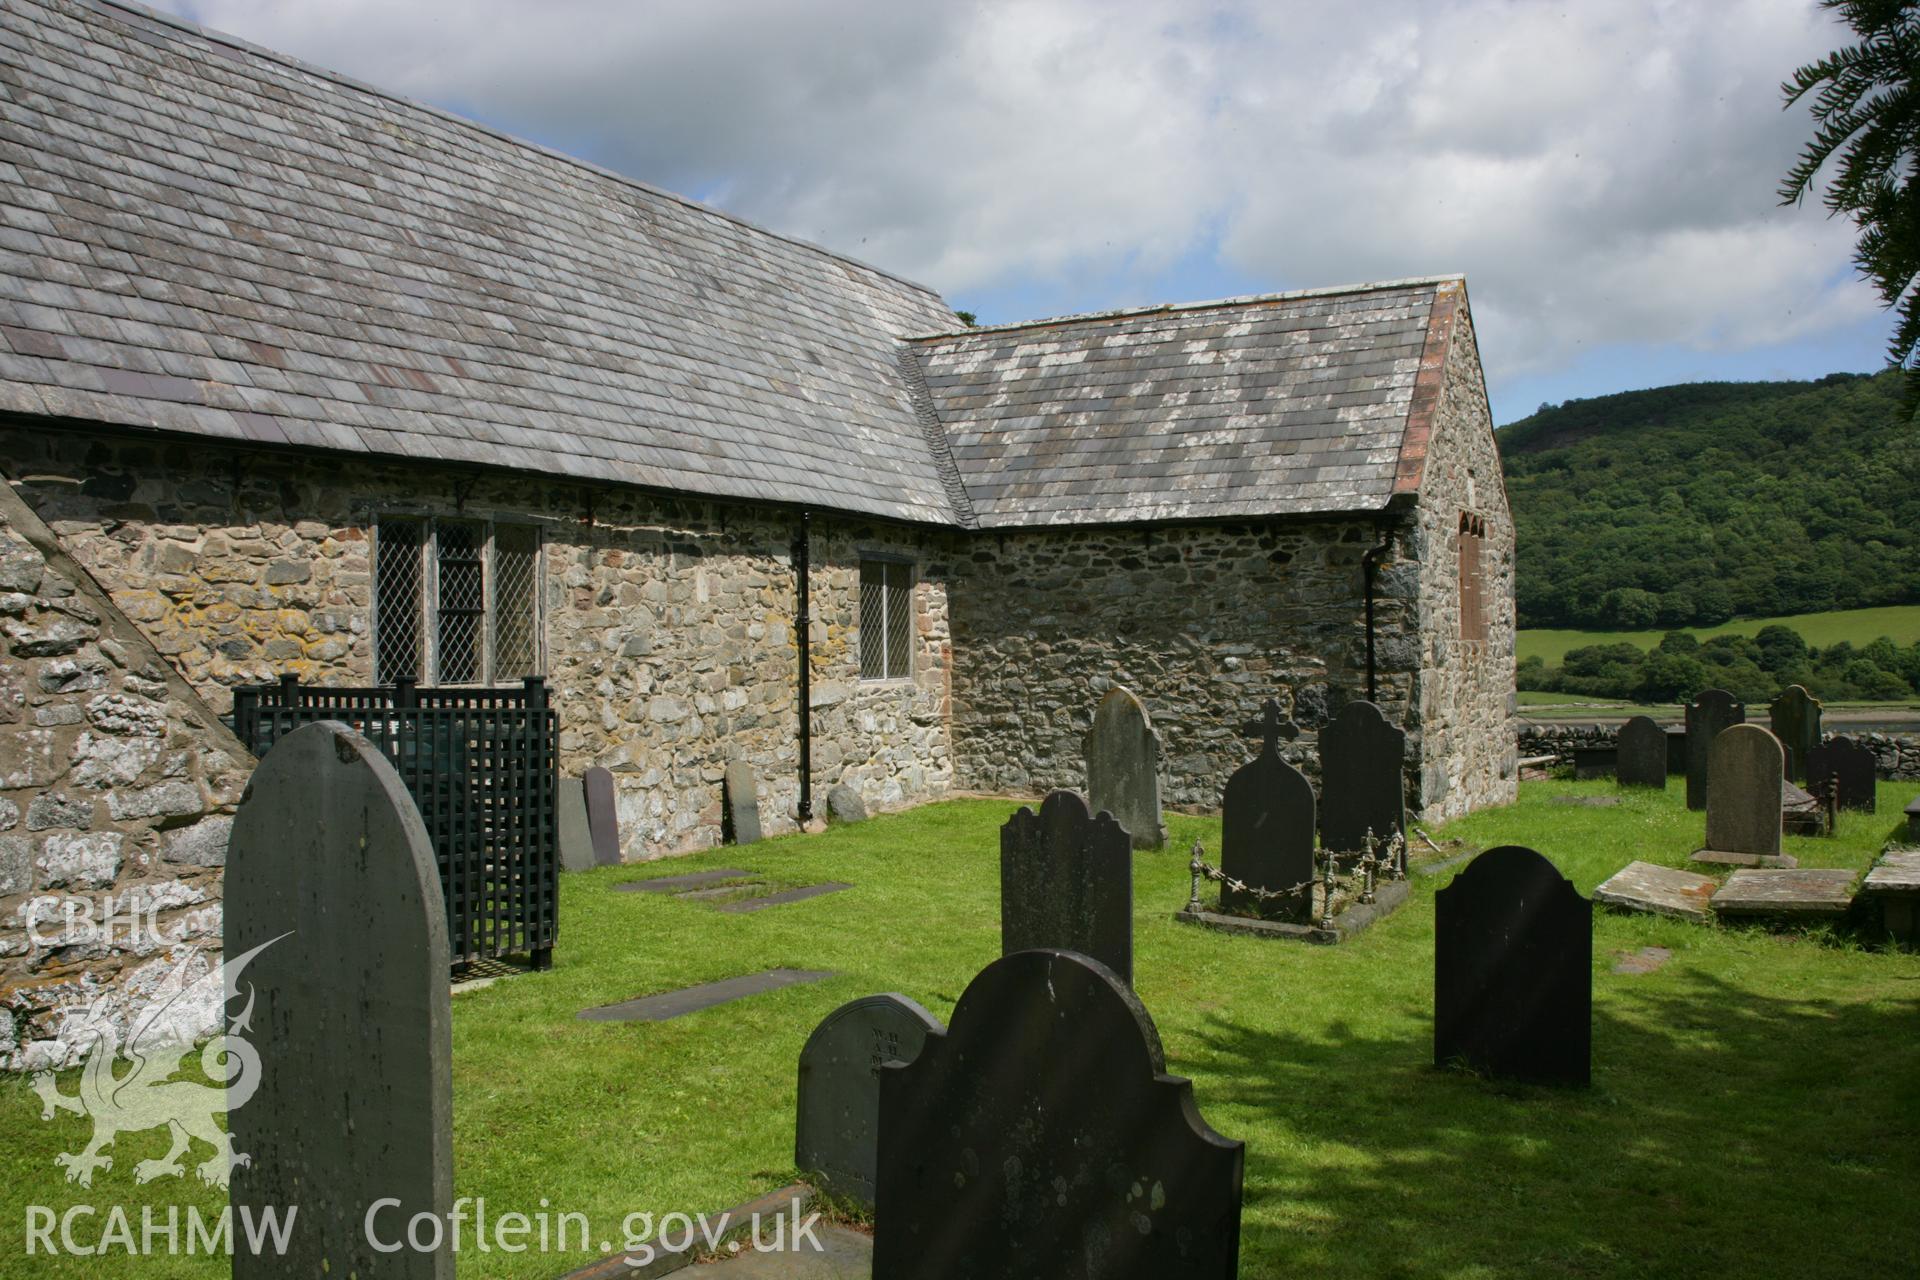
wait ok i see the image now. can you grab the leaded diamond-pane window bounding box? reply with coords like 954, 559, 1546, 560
859, 558, 913, 681
374, 517, 544, 685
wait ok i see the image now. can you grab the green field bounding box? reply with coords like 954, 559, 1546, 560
1518, 604, 1920, 666
4, 786, 1918, 1279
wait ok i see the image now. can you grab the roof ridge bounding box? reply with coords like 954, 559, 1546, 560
896, 345, 979, 529
68, 0, 949, 305
911, 275, 1464, 342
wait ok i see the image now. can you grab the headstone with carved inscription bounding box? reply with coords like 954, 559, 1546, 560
1220, 700, 1315, 922
1615, 715, 1668, 788
1001, 790, 1134, 985
1768, 685, 1822, 783
794, 993, 942, 1210
1685, 689, 1745, 811
1319, 699, 1406, 853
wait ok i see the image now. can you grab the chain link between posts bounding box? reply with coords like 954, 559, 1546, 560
1186, 827, 1408, 924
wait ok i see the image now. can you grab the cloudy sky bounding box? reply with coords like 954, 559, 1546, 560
165, 0, 1888, 423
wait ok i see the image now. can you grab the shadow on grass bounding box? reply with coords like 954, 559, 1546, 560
1191, 968, 1920, 1278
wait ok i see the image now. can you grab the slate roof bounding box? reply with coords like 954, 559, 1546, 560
0, 0, 1473, 531
0, 0, 963, 524
910, 279, 1460, 527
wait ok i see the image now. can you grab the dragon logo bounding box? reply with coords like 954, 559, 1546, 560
30, 936, 284, 1189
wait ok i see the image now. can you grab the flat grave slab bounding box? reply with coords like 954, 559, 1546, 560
578, 969, 835, 1023
1594, 861, 1718, 922
675, 881, 769, 901
1863, 849, 1920, 894
1175, 879, 1410, 944
1690, 850, 1798, 869
715, 882, 852, 914
1552, 795, 1620, 807
1611, 946, 1674, 975
615, 868, 755, 894
692, 1224, 872, 1277
1710, 868, 1856, 918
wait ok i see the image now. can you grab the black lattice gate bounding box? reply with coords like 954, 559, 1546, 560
232, 675, 558, 969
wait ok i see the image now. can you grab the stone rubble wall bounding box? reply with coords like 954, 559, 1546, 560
0, 475, 249, 1072
1519, 721, 1920, 781
1409, 299, 1519, 820
2, 426, 953, 859
947, 518, 1423, 811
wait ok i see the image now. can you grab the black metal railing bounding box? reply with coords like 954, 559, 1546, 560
231, 674, 558, 970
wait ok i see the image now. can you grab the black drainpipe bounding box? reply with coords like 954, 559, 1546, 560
793, 510, 814, 823
1361, 522, 1394, 703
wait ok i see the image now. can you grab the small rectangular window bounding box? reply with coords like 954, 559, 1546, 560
1458, 511, 1487, 644
859, 558, 914, 681
374, 517, 543, 684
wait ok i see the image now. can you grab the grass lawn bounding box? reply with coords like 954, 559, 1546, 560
4, 781, 1918, 1278
1517, 603, 1920, 666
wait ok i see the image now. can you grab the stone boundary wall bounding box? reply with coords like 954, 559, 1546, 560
1518, 721, 1920, 781
1, 476, 249, 1072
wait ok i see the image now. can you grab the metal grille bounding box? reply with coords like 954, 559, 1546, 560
231, 676, 558, 968
375, 520, 424, 683
492, 524, 541, 679
859, 558, 913, 680
436, 521, 485, 684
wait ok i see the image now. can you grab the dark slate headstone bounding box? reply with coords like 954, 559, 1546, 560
794, 994, 942, 1209
723, 759, 763, 845
874, 949, 1243, 1280
826, 781, 868, 823
1000, 790, 1133, 985
1665, 728, 1688, 778
1434, 844, 1591, 1087
1615, 715, 1668, 788
227, 721, 452, 1280
1572, 746, 1616, 781
1319, 699, 1406, 853
1705, 724, 1784, 859
1084, 685, 1165, 849
1220, 702, 1315, 923
1807, 736, 1876, 812
583, 765, 622, 866
1685, 689, 1745, 810
1768, 684, 1822, 782
557, 777, 594, 872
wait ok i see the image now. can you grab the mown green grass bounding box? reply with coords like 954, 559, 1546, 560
4, 783, 1917, 1279
1518, 603, 1920, 666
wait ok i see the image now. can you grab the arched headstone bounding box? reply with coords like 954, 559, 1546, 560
875, 949, 1243, 1279
1684, 689, 1744, 811
1615, 715, 1668, 788
1084, 685, 1165, 849
1319, 699, 1406, 853
794, 994, 942, 1210
1705, 724, 1785, 859
1220, 701, 1315, 922
1434, 845, 1591, 1086
1000, 790, 1133, 984
1807, 736, 1876, 812
1768, 685, 1822, 783
228, 721, 452, 1279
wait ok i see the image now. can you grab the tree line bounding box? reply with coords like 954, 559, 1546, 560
1518, 624, 1920, 705
1503, 370, 1920, 630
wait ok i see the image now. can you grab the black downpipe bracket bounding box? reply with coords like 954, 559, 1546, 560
793, 511, 813, 823
1361, 523, 1394, 704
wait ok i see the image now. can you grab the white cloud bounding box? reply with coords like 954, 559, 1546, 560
176, 0, 1878, 389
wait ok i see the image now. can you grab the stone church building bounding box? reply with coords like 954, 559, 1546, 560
0, 0, 1513, 1064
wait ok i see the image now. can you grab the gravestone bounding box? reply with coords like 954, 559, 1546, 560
227, 721, 452, 1280
1434, 845, 1591, 1086
1593, 860, 1717, 922
583, 765, 622, 866
1685, 689, 1745, 810
1665, 728, 1688, 778
557, 777, 594, 872
1768, 685, 1822, 782
1000, 790, 1133, 985
1807, 736, 1876, 812
723, 759, 763, 844
874, 949, 1242, 1279
826, 781, 868, 823
1615, 716, 1668, 788
1220, 700, 1315, 922
1572, 746, 1616, 780
1319, 699, 1406, 853
1084, 685, 1165, 849
794, 994, 942, 1210
1703, 724, 1784, 860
